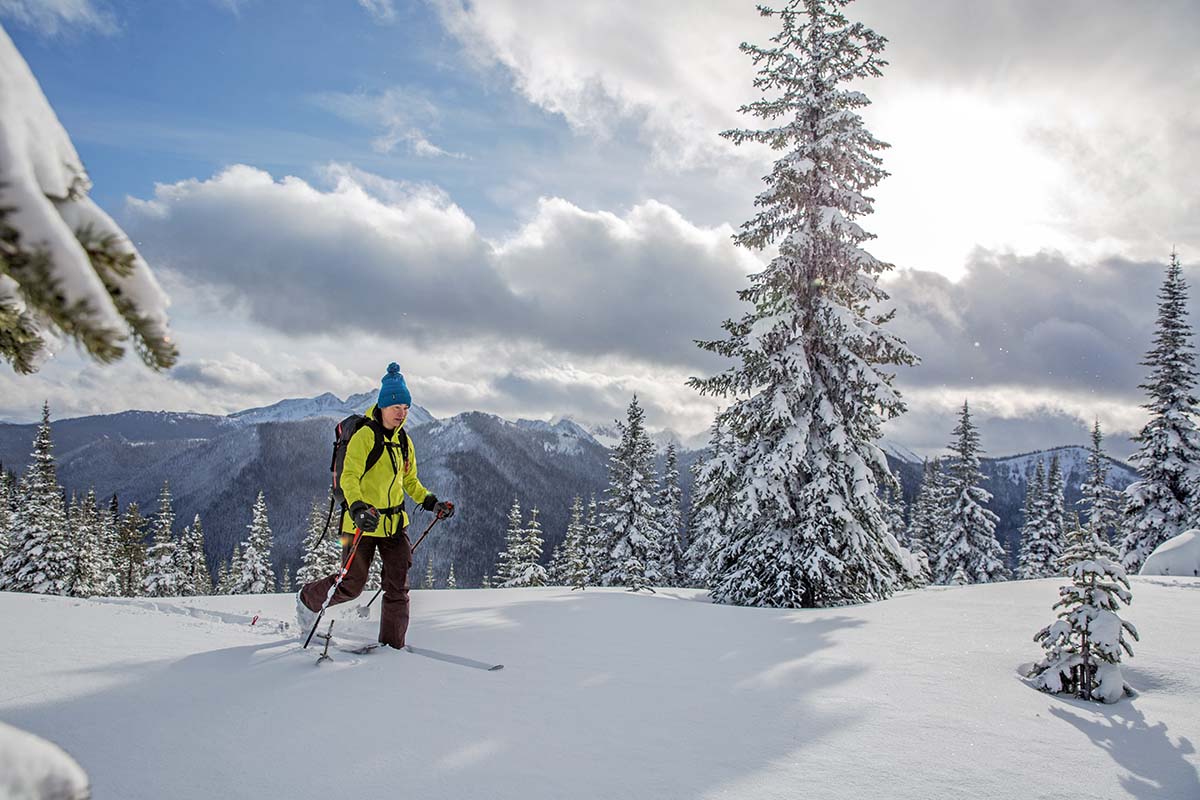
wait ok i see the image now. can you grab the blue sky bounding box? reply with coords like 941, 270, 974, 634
2, 0, 1198, 457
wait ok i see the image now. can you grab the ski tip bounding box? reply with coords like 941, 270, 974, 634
488, 664, 504, 671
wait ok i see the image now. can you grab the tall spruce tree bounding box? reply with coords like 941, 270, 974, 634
70, 489, 110, 598
906, 458, 944, 564
1045, 454, 1068, 560
231, 491, 276, 594
446, 562, 457, 589
689, 0, 915, 608
656, 444, 685, 587
0, 469, 12, 568
584, 494, 606, 585
114, 502, 146, 597
932, 401, 1006, 584
1017, 459, 1056, 579
1080, 419, 1121, 544
1029, 516, 1138, 703
1122, 253, 1200, 572
178, 515, 212, 596
601, 396, 661, 592
297, 500, 341, 586
494, 498, 525, 587
141, 481, 180, 597
685, 418, 739, 590
506, 507, 548, 588
423, 558, 435, 589
564, 496, 591, 590
0, 402, 72, 594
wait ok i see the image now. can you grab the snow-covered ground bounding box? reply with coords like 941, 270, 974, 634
1, 579, 1197, 799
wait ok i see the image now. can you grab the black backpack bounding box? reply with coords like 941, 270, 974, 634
329, 412, 410, 515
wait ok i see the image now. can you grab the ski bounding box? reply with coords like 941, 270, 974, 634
312, 621, 384, 662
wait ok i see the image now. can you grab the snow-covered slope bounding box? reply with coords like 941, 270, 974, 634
2, 580, 1196, 799
228, 391, 436, 427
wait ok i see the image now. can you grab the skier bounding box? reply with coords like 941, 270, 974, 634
296, 362, 454, 649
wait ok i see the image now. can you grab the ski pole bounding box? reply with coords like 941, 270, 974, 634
358, 507, 447, 615
303, 527, 365, 649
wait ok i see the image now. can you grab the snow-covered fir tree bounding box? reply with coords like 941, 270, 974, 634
564, 496, 591, 590
215, 557, 231, 596
601, 396, 661, 593
0, 27, 177, 374
932, 401, 1007, 584
1079, 419, 1122, 544
114, 502, 146, 597
583, 494, 606, 585
684, 418, 738, 589
177, 514, 212, 596
446, 562, 457, 589
656, 444, 685, 587
297, 500, 341, 586
1017, 459, 1058, 579
1122, 252, 1200, 572
141, 481, 180, 597
0, 469, 12, 571
69, 489, 111, 598
424, 558, 435, 589
481, 574, 492, 589
688, 1, 915, 608
279, 568, 293, 593
1044, 454, 1067, 557
905, 458, 945, 565
494, 497, 525, 587
545, 541, 567, 586
1029, 516, 1138, 703
882, 470, 908, 546
505, 507, 548, 588
230, 491, 276, 594
0, 402, 73, 594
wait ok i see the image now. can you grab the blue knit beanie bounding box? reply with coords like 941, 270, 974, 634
377, 362, 412, 408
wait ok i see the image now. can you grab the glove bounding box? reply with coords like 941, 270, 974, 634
349, 500, 379, 533
421, 494, 439, 512
434, 500, 455, 519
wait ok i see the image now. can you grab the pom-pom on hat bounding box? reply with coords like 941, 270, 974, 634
377, 362, 412, 408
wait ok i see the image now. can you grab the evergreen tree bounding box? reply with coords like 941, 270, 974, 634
297, 500, 342, 586
141, 481, 180, 597
101, 494, 121, 595
0, 402, 72, 594
906, 458, 944, 562
0, 469, 12, 569
114, 502, 147, 597
178, 515, 212, 596
446, 562, 457, 589
1122, 252, 1200, 572
0, 31, 177, 374
494, 498, 525, 587
506, 507, 548, 588
685, 418, 738, 589
70, 489, 110, 598
601, 396, 661, 592
932, 401, 1006, 584
424, 558, 435, 589
656, 444, 685, 587
280, 568, 293, 593
1079, 419, 1121, 544
231, 491, 276, 594
1029, 516, 1138, 703
1017, 459, 1058, 579
583, 494, 606, 585
215, 556, 231, 596
564, 496, 591, 591
545, 541, 568, 586
482, 574, 492, 589
882, 471, 909, 547
1044, 454, 1068, 560
688, 1, 914, 608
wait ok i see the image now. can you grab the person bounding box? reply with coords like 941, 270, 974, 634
296, 362, 454, 648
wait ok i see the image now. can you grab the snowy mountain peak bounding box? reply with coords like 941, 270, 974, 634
228, 392, 435, 427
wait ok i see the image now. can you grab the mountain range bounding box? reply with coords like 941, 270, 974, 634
0, 394, 1139, 586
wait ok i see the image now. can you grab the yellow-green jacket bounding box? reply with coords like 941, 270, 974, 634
340, 404, 431, 537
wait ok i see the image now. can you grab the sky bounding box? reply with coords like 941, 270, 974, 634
1, 0, 1198, 458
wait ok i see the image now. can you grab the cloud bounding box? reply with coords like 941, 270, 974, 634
173, 354, 274, 391
428, 0, 1200, 276
0, 0, 117, 36
122, 163, 751, 369
310, 88, 466, 159
357, 0, 396, 23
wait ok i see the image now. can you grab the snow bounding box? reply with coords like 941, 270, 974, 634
1141, 530, 1200, 577
0, 720, 89, 800
1, 580, 1197, 798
